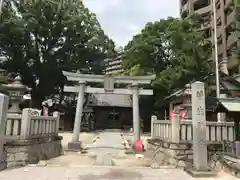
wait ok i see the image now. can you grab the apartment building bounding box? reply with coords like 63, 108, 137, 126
180, 0, 239, 76
104, 54, 124, 75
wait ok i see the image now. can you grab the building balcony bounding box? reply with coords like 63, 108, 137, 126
108, 60, 122, 65
225, 11, 236, 27
181, 3, 188, 13
225, 0, 233, 9
218, 44, 224, 54
228, 55, 239, 69
200, 20, 211, 30
106, 64, 122, 71
227, 32, 237, 48
195, 5, 211, 15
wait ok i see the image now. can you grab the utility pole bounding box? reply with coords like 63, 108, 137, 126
0, 0, 3, 15
212, 0, 221, 122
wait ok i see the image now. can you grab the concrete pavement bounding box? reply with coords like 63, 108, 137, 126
87, 132, 126, 159
0, 166, 237, 180
59, 132, 97, 150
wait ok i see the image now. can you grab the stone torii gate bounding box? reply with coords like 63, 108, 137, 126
63, 71, 155, 150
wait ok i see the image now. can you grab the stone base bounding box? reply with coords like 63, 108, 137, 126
184, 167, 217, 178
4, 136, 62, 169
67, 141, 83, 152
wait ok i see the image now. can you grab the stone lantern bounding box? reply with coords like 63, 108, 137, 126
3, 76, 31, 114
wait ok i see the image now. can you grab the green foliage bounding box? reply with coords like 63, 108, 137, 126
123, 15, 211, 110
0, 0, 116, 106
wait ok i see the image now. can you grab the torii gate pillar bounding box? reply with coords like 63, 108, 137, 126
68, 81, 86, 150
132, 82, 140, 141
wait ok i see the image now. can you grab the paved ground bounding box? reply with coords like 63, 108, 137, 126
46, 132, 127, 166
59, 132, 97, 150
0, 166, 237, 180
87, 132, 125, 157
1, 131, 238, 179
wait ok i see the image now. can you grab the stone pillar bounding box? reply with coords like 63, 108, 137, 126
151, 115, 157, 138
0, 93, 9, 171
219, 94, 227, 122
68, 81, 85, 151
185, 82, 216, 177
132, 82, 140, 142
20, 108, 31, 139
191, 81, 208, 171
171, 114, 180, 143
53, 111, 60, 134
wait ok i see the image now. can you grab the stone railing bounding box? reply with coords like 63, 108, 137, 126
151, 115, 234, 143
5, 108, 60, 140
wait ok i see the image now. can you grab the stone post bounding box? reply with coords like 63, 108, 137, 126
0, 93, 9, 171
191, 81, 208, 171
219, 94, 227, 122
171, 114, 180, 143
53, 111, 60, 134
20, 108, 31, 139
132, 82, 140, 143
151, 115, 157, 138
68, 81, 85, 151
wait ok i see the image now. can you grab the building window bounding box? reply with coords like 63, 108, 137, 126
108, 112, 119, 121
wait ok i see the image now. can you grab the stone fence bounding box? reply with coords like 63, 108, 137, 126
151, 116, 234, 143
5, 109, 60, 139
1, 108, 62, 169
148, 115, 234, 168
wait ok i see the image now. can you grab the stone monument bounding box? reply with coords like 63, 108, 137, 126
185, 81, 216, 177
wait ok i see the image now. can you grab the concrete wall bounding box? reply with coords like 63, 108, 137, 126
3, 136, 62, 168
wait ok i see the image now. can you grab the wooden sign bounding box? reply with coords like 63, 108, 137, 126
104, 76, 114, 91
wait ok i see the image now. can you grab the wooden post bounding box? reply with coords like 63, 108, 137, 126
151, 115, 157, 138
171, 114, 180, 143
53, 111, 60, 134
20, 108, 31, 139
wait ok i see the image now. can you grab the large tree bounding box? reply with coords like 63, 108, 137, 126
0, 0, 116, 106
123, 15, 211, 113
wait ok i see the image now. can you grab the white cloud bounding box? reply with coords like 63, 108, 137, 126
83, 0, 179, 46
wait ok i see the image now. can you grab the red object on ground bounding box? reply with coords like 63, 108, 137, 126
43, 107, 48, 116
135, 140, 143, 151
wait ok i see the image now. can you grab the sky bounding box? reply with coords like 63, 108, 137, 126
83, 0, 180, 47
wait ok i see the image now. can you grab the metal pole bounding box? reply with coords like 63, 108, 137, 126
0, 0, 3, 15
212, 0, 221, 122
